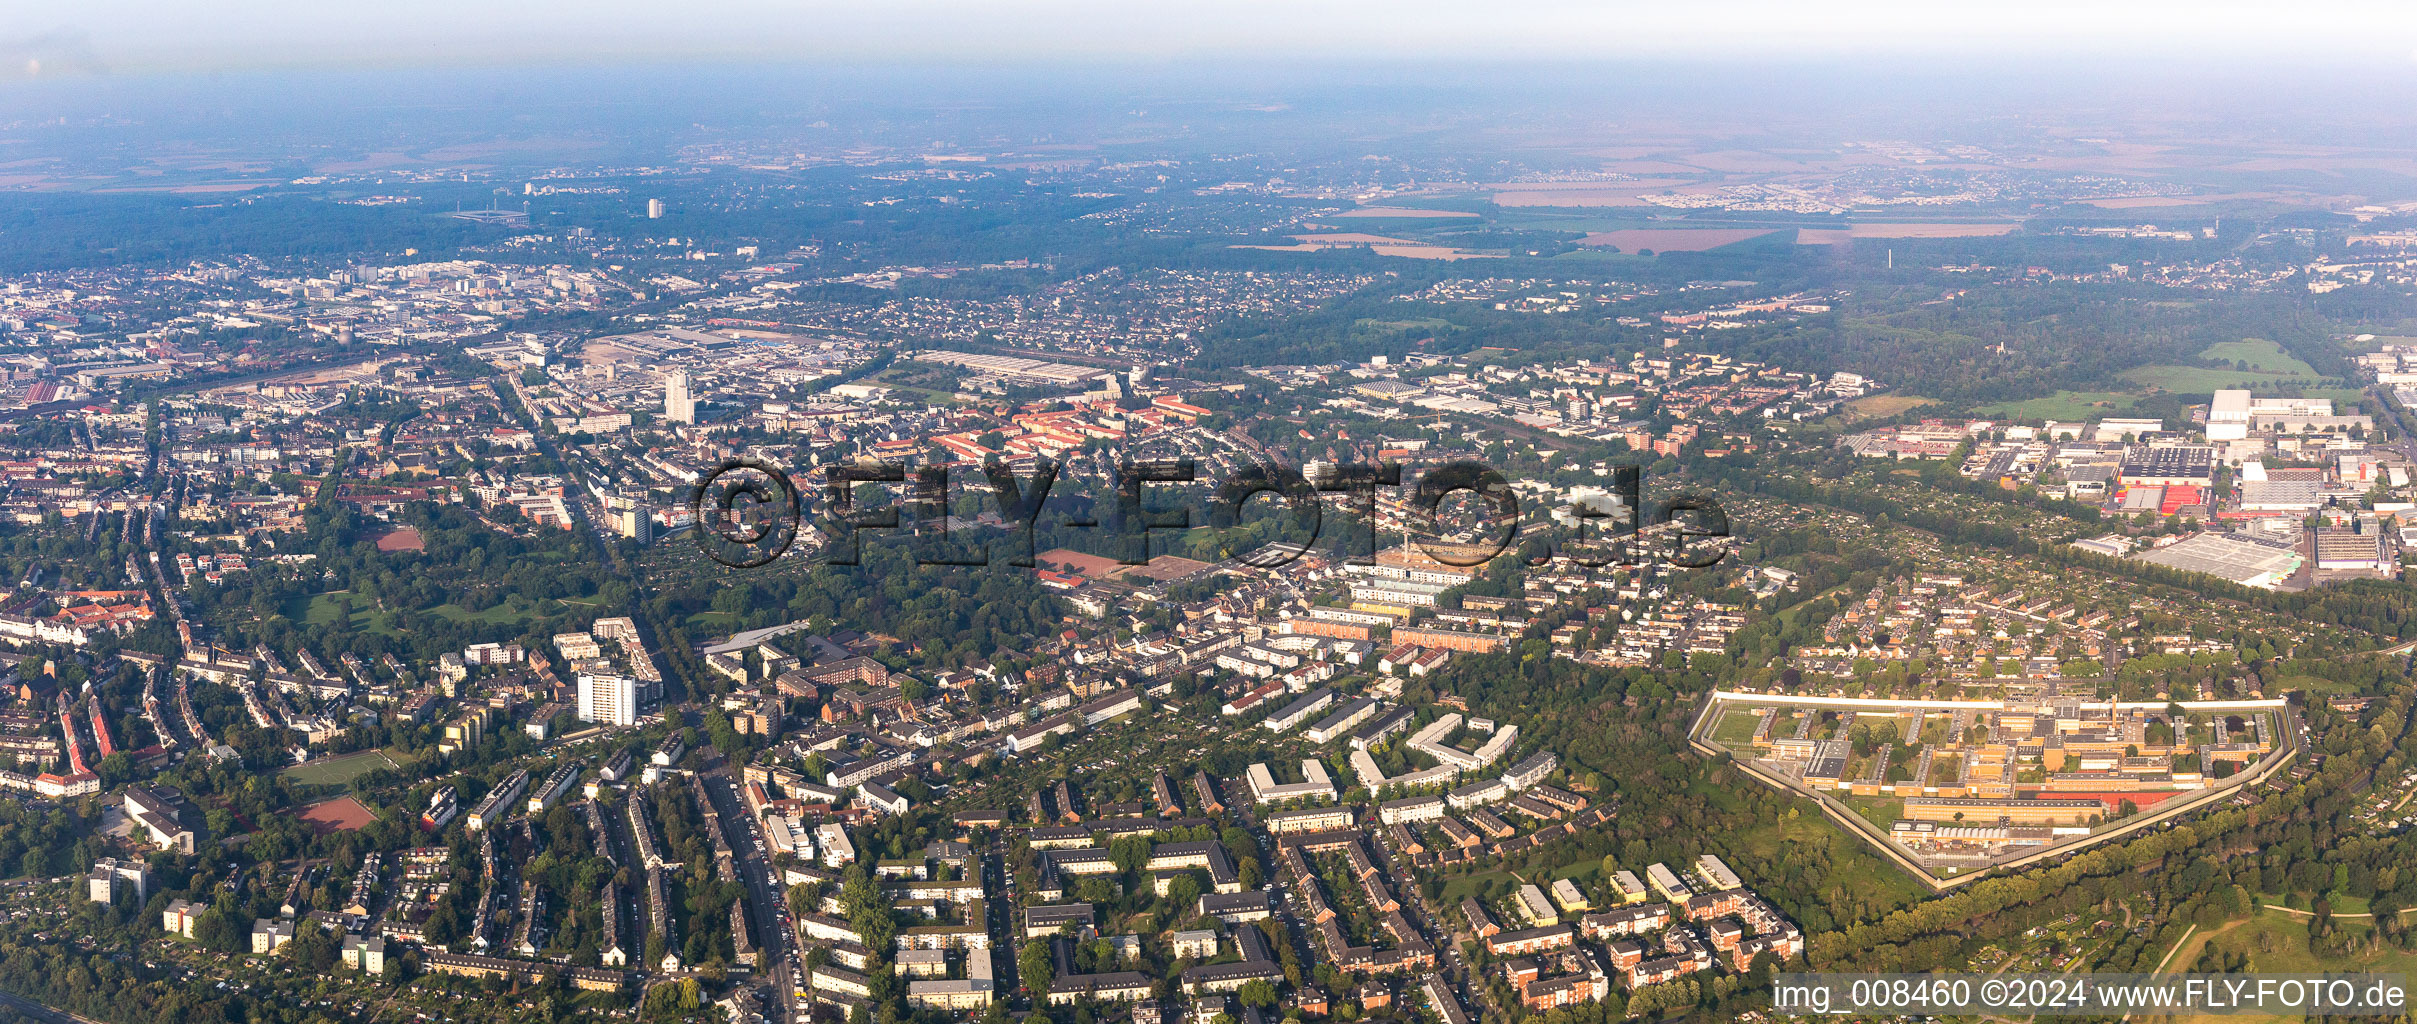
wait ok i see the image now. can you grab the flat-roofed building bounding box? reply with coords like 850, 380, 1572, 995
1904, 797, 2104, 825
2118, 444, 2214, 486
1199, 890, 1272, 924
1484, 924, 1575, 956
1264, 805, 1355, 834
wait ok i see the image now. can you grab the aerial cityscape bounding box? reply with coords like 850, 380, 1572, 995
1, 3, 2416, 1023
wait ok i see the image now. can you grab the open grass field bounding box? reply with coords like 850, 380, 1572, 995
1231, 240, 1500, 261
686, 610, 742, 630
1725, 805, 1929, 909
1549, 248, 1655, 264
863, 367, 969, 404
1487, 179, 1696, 207
295, 591, 353, 626
1831, 394, 1936, 422
1332, 207, 1480, 219
2120, 365, 2295, 393
2121, 337, 2328, 394
1354, 317, 1451, 335
1439, 869, 1514, 905
2275, 671, 2359, 695
1984, 337, 2350, 418
2087, 196, 2206, 208
1977, 390, 2141, 421
1797, 223, 2021, 244
1448, 772, 1925, 914
427, 594, 552, 627
2259, 890, 2376, 915
1578, 228, 1787, 252
290, 591, 401, 636
2158, 908, 2417, 1023
285, 590, 549, 635
281, 749, 405, 787
1545, 858, 1604, 885
1841, 795, 1905, 833
1707, 709, 1761, 746
2200, 337, 2318, 375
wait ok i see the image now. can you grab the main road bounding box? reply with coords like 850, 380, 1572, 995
699, 759, 796, 1023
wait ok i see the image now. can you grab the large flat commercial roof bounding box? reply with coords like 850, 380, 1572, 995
2130, 532, 2300, 587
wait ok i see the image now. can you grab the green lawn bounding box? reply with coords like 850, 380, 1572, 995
2258, 890, 2373, 915
287, 592, 400, 636
2199, 337, 2318, 375
1727, 810, 1929, 910
1353, 317, 1451, 334
1546, 859, 1605, 885
2276, 672, 2357, 695
2178, 906, 2417, 1006
292, 591, 351, 625
1548, 248, 1654, 264
1842, 795, 1905, 832
2117, 337, 2330, 394
280, 748, 407, 787
1977, 390, 2140, 421
427, 594, 550, 627
284, 590, 550, 635
1686, 774, 1750, 814
1839, 395, 1936, 420
1439, 869, 1515, 905
2119, 365, 2313, 393
1707, 709, 1761, 746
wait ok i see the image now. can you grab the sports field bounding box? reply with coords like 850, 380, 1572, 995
296, 795, 377, 833
281, 749, 405, 787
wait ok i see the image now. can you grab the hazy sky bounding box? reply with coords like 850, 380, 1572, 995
9, 0, 2417, 76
